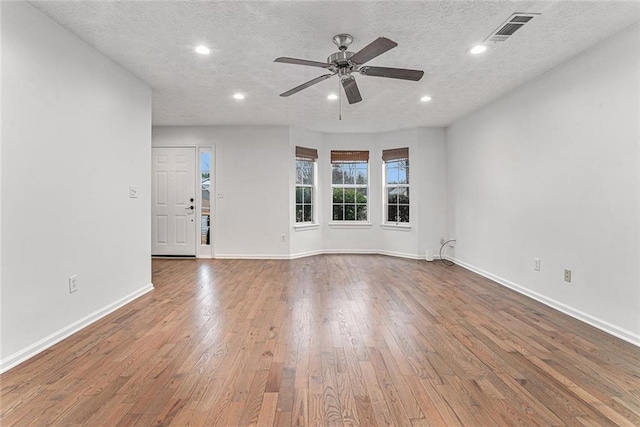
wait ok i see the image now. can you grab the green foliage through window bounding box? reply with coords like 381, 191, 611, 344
296, 160, 314, 222
332, 162, 368, 221
385, 158, 409, 223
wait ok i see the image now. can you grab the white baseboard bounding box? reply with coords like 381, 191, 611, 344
289, 249, 425, 260
214, 253, 291, 260
376, 250, 422, 260
319, 248, 381, 256
217, 249, 440, 261
449, 256, 640, 347
0, 283, 154, 374
289, 250, 325, 259
218, 250, 385, 260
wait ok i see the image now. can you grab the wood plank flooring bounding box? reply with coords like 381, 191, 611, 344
1, 255, 639, 426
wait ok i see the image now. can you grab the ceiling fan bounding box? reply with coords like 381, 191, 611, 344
274, 34, 424, 104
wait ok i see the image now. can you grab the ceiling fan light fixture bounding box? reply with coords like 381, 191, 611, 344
195, 45, 210, 55
469, 44, 487, 55
233, 93, 245, 100
421, 95, 432, 102
327, 94, 338, 100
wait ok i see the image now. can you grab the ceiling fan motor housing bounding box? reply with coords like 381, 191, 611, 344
329, 34, 358, 76
328, 51, 355, 67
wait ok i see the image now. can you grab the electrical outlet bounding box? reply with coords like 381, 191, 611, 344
449, 238, 456, 248
281, 234, 286, 243
564, 269, 572, 283
440, 237, 445, 245
69, 275, 78, 293
534, 258, 541, 271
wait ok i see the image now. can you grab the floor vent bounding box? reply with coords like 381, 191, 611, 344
485, 13, 540, 43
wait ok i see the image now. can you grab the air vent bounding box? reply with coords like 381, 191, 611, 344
485, 13, 539, 43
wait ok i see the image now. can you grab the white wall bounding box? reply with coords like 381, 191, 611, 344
416, 127, 449, 259
320, 132, 382, 252
152, 126, 292, 258
446, 24, 640, 344
287, 127, 448, 258
0, 1, 4, 363
1, 2, 153, 370
317, 128, 448, 258
289, 127, 324, 257
153, 125, 448, 260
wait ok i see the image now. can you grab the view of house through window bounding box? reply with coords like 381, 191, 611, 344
331, 150, 369, 221
384, 148, 409, 223
295, 146, 317, 223
200, 150, 211, 244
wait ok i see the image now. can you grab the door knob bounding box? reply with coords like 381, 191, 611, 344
186, 205, 194, 210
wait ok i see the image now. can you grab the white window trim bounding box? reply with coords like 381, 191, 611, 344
328, 221, 372, 228
295, 159, 317, 225
383, 158, 410, 226
380, 223, 412, 231
330, 161, 370, 223
294, 223, 320, 231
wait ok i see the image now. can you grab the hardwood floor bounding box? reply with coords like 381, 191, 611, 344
1, 255, 639, 426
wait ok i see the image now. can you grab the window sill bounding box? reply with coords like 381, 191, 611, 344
328, 222, 372, 229
381, 223, 412, 231
294, 223, 320, 231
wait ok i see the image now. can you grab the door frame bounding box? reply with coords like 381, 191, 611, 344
152, 145, 215, 259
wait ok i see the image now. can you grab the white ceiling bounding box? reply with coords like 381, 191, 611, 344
31, 0, 639, 133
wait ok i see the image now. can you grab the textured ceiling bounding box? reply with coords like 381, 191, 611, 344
31, 1, 639, 132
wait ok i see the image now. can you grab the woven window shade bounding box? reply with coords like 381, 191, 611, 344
331, 150, 369, 163
296, 146, 318, 161
382, 147, 409, 162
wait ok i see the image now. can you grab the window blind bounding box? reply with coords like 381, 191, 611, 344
331, 150, 369, 163
382, 147, 409, 162
296, 146, 318, 161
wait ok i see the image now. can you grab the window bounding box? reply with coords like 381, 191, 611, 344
331, 150, 369, 221
383, 147, 409, 223
200, 149, 211, 244
295, 146, 317, 223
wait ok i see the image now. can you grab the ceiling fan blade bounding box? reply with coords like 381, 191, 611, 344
342, 77, 362, 104
359, 66, 424, 81
349, 37, 397, 65
280, 74, 333, 97
274, 57, 331, 68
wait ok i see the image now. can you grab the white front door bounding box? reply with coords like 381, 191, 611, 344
152, 147, 197, 256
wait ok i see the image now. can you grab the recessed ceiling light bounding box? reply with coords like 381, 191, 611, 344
195, 45, 210, 55
421, 95, 432, 102
233, 93, 245, 100
469, 44, 487, 55
327, 94, 338, 100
